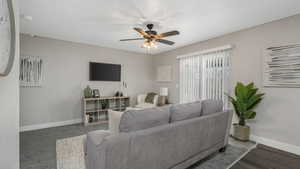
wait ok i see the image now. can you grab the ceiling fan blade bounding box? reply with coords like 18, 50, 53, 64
157, 39, 175, 45
120, 38, 145, 41
157, 30, 180, 38
133, 27, 150, 37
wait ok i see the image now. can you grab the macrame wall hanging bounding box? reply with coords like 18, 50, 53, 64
20, 56, 43, 87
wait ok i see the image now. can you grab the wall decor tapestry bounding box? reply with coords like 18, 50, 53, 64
0, 0, 16, 76
20, 56, 43, 87
264, 44, 300, 87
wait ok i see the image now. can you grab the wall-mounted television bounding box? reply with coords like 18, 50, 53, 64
89, 62, 121, 81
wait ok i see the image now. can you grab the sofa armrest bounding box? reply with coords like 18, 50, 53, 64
86, 130, 111, 169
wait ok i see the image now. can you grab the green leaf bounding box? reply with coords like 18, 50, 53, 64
247, 88, 258, 99
236, 97, 247, 113
244, 111, 256, 119
247, 94, 264, 110
232, 100, 240, 117
248, 98, 261, 110
235, 82, 243, 97
236, 83, 247, 101
246, 82, 254, 89
225, 93, 240, 117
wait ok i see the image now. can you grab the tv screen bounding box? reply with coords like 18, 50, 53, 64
89, 62, 121, 81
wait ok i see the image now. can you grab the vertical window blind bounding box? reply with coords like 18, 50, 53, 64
179, 55, 201, 103
178, 46, 232, 109
201, 49, 231, 109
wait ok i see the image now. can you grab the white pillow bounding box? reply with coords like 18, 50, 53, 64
108, 110, 124, 135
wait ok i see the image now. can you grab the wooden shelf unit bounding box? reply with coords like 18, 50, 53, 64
83, 96, 130, 126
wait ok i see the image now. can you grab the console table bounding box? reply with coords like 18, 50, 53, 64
83, 96, 130, 126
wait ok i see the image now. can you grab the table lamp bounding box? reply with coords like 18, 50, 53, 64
160, 87, 168, 105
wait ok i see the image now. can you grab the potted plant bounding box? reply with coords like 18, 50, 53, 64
100, 100, 108, 109
226, 82, 264, 141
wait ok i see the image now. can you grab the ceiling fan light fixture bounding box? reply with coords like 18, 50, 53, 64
120, 24, 179, 49
142, 40, 158, 49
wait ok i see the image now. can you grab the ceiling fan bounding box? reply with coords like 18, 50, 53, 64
120, 24, 180, 49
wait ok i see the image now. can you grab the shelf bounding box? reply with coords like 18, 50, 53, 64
85, 109, 109, 113
85, 107, 127, 113
84, 96, 130, 101
83, 96, 130, 127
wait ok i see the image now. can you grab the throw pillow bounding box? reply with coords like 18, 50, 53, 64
145, 92, 157, 104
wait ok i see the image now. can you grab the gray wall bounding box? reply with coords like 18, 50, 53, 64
0, 0, 19, 168
20, 35, 154, 127
153, 14, 300, 147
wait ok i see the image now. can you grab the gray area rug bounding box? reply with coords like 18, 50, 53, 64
188, 145, 247, 169
56, 135, 247, 169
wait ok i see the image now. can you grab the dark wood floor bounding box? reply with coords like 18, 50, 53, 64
230, 144, 300, 169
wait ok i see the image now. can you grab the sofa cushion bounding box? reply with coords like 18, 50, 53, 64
201, 99, 223, 115
119, 106, 171, 132
170, 101, 202, 122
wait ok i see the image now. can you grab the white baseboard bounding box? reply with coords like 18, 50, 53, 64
20, 119, 82, 132
250, 135, 300, 155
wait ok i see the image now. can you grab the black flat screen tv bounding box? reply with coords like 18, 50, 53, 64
89, 62, 121, 81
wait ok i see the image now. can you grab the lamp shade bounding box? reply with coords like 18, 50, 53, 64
160, 87, 168, 96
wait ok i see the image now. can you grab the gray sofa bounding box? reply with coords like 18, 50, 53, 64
86, 100, 233, 169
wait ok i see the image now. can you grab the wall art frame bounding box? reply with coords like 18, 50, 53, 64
263, 44, 300, 88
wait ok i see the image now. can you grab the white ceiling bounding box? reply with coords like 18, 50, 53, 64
20, 0, 300, 54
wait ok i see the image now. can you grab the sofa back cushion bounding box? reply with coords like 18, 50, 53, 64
126, 111, 230, 169
201, 99, 223, 115
119, 106, 171, 132
170, 101, 202, 122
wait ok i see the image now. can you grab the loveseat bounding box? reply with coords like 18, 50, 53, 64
86, 100, 233, 169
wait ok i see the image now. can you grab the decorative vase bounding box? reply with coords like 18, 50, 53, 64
84, 85, 93, 98
233, 124, 250, 141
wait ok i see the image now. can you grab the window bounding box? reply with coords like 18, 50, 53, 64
178, 46, 232, 109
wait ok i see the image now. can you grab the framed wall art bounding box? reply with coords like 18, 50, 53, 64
264, 44, 300, 88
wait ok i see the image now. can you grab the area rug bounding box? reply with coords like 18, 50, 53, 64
229, 144, 300, 169
56, 135, 87, 169
56, 135, 249, 169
